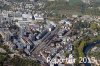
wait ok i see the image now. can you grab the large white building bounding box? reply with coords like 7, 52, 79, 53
48, 0, 69, 2
34, 13, 44, 22
48, 0, 55, 1
81, 0, 95, 4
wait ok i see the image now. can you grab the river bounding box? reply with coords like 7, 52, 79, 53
83, 40, 100, 66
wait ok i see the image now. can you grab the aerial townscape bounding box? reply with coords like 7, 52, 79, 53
0, 0, 100, 66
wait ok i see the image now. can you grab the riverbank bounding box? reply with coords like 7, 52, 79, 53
74, 35, 100, 66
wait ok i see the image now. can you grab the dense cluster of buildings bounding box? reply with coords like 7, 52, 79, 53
0, 9, 76, 66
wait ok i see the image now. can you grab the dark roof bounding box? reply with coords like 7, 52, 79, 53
54, 64, 58, 66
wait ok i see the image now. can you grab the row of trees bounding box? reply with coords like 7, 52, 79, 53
0, 53, 41, 66
10, 56, 40, 66
0, 53, 9, 66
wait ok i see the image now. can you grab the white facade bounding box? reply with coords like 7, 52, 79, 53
34, 13, 44, 21
59, 19, 71, 26
81, 0, 94, 4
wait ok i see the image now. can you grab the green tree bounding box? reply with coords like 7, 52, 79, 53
90, 23, 98, 30
78, 41, 86, 57
0, 53, 8, 66
10, 56, 40, 66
